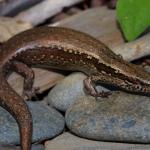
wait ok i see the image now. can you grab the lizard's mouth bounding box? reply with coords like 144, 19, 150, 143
106, 73, 150, 95
121, 78, 150, 94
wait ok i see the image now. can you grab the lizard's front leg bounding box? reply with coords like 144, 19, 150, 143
84, 74, 111, 97
12, 61, 39, 100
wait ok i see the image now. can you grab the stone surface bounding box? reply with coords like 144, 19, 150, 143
0, 144, 44, 150
0, 101, 64, 145
47, 72, 87, 112
47, 72, 109, 112
0, 17, 32, 42
45, 132, 150, 150
65, 92, 150, 143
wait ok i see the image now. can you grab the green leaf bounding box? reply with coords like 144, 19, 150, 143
116, 0, 150, 41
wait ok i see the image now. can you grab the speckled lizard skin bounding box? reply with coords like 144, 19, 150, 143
1, 26, 150, 150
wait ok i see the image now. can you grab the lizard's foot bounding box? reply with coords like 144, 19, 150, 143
95, 90, 111, 98
22, 87, 40, 100
84, 77, 111, 98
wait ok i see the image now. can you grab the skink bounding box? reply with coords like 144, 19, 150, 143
1, 26, 150, 150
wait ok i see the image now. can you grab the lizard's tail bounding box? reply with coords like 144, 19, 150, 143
0, 73, 32, 150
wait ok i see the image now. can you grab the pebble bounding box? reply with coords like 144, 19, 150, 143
47, 72, 87, 112
0, 101, 65, 145
48, 72, 109, 112
0, 144, 44, 150
144, 66, 150, 73
65, 92, 150, 143
45, 132, 150, 150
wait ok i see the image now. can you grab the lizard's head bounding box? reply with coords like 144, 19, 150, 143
96, 55, 150, 95
112, 62, 150, 94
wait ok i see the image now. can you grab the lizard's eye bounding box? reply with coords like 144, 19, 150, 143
135, 85, 141, 90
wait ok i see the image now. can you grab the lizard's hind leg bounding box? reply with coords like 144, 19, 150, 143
12, 61, 39, 100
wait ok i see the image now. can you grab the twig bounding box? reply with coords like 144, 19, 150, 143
15, 0, 84, 26
114, 33, 150, 61
0, 0, 42, 16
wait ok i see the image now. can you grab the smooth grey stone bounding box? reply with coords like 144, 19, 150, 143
48, 72, 109, 112
144, 66, 150, 73
0, 144, 44, 150
47, 72, 87, 112
0, 101, 64, 145
66, 92, 150, 143
45, 132, 150, 150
